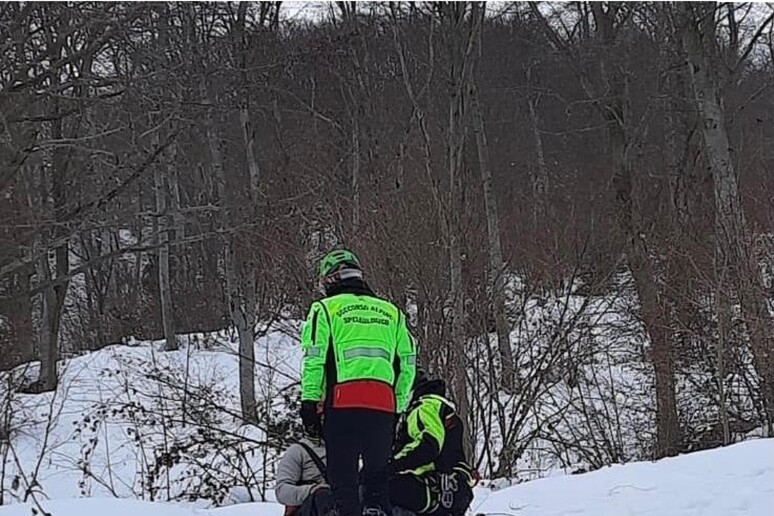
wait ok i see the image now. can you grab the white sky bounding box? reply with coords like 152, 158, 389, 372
280, 1, 331, 22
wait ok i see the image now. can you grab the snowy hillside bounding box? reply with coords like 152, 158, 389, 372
2, 309, 766, 507
1, 326, 303, 504
1, 439, 771, 516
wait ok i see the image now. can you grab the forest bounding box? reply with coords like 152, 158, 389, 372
1, 1, 774, 483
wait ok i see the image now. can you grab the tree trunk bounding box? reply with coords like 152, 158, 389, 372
351, 116, 361, 232
36, 253, 59, 392
230, 243, 258, 426
152, 128, 177, 352
238, 111, 260, 427
234, 2, 261, 426
17, 267, 35, 365
31, 97, 71, 392
204, 79, 259, 424
442, 1, 482, 461
714, 262, 732, 445
610, 115, 681, 458
527, 94, 549, 226
679, 2, 774, 434
167, 141, 184, 240
240, 105, 261, 195
591, 3, 681, 457
662, 30, 705, 449
470, 81, 515, 390
25, 160, 61, 392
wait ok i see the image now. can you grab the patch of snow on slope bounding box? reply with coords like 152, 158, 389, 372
473, 439, 774, 516
1, 326, 303, 504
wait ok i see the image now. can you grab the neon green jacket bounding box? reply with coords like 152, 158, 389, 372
393, 386, 473, 485
393, 394, 453, 476
300, 292, 417, 413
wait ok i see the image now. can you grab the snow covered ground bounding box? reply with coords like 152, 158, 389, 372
1, 439, 771, 516
1, 326, 302, 504
2, 314, 766, 506
474, 438, 774, 516
1, 292, 769, 512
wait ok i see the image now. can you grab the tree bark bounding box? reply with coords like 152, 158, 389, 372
526, 93, 549, 226
679, 2, 774, 434
714, 262, 732, 445
442, 1, 483, 461
351, 116, 361, 232
32, 95, 71, 392
240, 105, 261, 196
236, 2, 261, 197
152, 128, 177, 352
36, 253, 59, 392
150, 6, 178, 353
470, 81, 515, 390
25, 159, 61, 392
16, 267, 35, 365
234, 2, 261, 426
202, 72, 259, 424
609, 106, 681, 458
167, 141, 183, 241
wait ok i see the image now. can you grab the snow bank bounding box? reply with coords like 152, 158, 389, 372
2, 439, 771, 516
0, 497, 284, 516
473, 438, 774, 516
0, 499, 211, 516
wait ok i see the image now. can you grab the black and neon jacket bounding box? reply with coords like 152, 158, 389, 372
392, 379, 473, 484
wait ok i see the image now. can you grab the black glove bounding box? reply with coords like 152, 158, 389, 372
300, 401, 322, 438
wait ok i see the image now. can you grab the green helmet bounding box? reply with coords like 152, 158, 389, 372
319, 249, 362, 279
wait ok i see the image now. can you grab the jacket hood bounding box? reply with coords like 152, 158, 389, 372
414, 378, 447, 400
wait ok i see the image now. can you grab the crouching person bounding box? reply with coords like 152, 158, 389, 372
389, 369, 476, 516
276, 418, 336, 516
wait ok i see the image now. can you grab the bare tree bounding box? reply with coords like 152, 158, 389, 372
151, 122, 177, 353
677, 1, 774, 434
470, 68, 516, 389
437, 1, 485, 459
524, 64, 550, 227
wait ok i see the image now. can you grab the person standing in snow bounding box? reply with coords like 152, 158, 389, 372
276, 413, 335, 516
389, 367, 476, 516
300, 249, 417, 516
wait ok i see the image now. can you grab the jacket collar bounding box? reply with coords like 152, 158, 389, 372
325, 278, 376, 297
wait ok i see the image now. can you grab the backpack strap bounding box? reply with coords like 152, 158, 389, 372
296, 441, 328, 482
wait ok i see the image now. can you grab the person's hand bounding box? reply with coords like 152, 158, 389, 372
300, 400, 322, 438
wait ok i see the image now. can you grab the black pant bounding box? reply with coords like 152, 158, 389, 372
389, 474, 432, 513
390, 472, 473, 516
323, 408, 395, 516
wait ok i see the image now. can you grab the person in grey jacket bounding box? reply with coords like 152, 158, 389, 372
276, 436, 334, 516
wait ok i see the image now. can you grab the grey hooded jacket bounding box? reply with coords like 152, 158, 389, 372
275, 438, 327, 507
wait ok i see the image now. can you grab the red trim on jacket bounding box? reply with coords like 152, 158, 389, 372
332, 380, 396, 412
